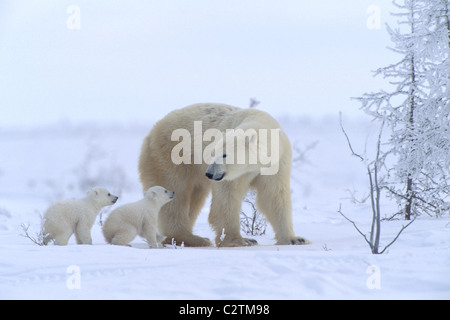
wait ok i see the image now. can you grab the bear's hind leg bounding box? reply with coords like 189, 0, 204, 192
110, 227, 137, 247
254, 175, 309, 245
52, 231, 72, 246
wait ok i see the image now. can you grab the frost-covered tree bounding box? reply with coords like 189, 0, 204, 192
356, 0, 450, 220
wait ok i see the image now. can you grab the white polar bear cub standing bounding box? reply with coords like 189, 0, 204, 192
43, 187, 118, 245
102, 186, 174, 247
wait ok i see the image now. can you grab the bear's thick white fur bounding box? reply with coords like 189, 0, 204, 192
102, 186, 174, 247
139, 103, 308, 247
43, 187, 118, 245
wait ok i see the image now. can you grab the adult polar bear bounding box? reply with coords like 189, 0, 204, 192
139, 103, 307, 247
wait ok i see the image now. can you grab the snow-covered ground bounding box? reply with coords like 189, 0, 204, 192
0, 115, 449, 300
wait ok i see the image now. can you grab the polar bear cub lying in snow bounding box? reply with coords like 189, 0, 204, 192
103, 186, 174, 247
43, 187, 119, 245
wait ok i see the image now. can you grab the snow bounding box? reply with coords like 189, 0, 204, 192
0, 116, 449, 300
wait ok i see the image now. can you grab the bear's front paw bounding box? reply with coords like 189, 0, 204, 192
276, 236, 310, 245
218, 236, 258, 247
163, 234, 212, 247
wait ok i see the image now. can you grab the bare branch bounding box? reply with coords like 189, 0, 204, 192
379, 215, 416, 254
372, 117, 385, 252
292, 140, 319, 166
339, 112, 364, 162
337, 204, 373, 250
20, 223, 46, 246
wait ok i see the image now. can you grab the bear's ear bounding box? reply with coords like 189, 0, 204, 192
87, 189, 99, 198
145, 189, 157, 199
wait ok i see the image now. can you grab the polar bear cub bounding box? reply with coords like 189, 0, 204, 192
43, 187, 118, 245
102, 186, 174, 247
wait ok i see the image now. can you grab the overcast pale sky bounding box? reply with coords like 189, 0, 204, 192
0, 0, 398, 127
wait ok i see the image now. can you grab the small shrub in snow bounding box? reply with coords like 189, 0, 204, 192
20, 215, 49, 246
240, 191, 267, 236
339, 115, 415, 254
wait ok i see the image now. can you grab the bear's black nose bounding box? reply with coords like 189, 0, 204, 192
205, 172, 214, 179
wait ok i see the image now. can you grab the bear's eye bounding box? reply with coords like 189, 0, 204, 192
108, 193, 111, 196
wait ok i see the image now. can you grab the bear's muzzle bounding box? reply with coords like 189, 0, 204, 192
205, 163, 225, 181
